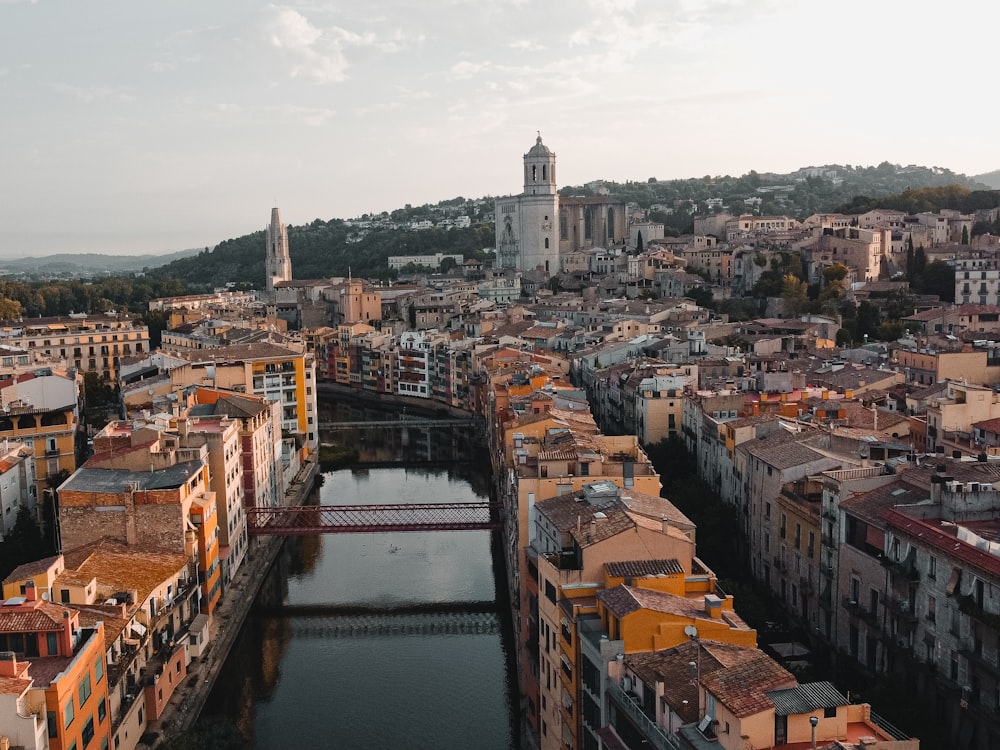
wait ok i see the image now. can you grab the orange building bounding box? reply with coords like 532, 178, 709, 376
0, 585, 109, 750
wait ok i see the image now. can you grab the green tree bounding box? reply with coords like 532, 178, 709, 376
781, 274, 809, 317
921, 260, 956, 302
856, 301, 881, 339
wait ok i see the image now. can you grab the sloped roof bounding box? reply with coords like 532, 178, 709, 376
700, 652, 796, 718
605, 559, 683, 578
765, 681, 848, 716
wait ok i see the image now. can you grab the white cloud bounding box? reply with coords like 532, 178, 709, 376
265, 5, 414, 84
51, 83, 135, 103
449, 60, 489, 80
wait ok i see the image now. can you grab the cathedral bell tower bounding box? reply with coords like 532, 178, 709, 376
265, 206, 292, 294
523, 134, 557, 196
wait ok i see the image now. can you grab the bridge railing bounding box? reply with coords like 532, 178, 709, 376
246, 502, 502, 535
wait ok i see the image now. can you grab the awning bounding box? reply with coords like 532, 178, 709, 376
131, 621, 147, 638
946, 568, 962, 596
865, 524, 884, 550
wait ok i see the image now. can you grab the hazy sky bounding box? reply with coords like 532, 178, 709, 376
1, 0, 996, 256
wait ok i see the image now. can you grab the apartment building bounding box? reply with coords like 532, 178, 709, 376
0, 315, 149, 382
191, 388, 283, 510
169, 342, 318, 450
0, 587, 109, 750
925, 381, 1000, 454
0, 441, 36, 539
532, 481, 737, 750
3, 542, 198, 750
0, 372, 79, 500
829, 460, 1000, 746
94, 411, 248, 587
57, 445, 222, 614
955, 253, 1000, 305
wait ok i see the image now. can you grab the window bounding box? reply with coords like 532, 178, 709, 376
79, 674, 92, 707
98, 697, 106, 723
545, 580, 557, 604
47, 711, 57, 738
82, 716, 94, 746
64, 698, 74, 728
928, 555, 937, 580
927, 595, 937, 622
780, 513, 787, 539
95, 656, 104, 682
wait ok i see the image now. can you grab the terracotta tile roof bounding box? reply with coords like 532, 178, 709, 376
972, 416, 1000, 434
3, 554, 62, 585
536, 493, 636, 546
72, 603, 131, 647
744, 435, 827, 470
620, 493, 694, 533
628, 640, 763, 724
0, 675, 32, 695
605, 559, 683, 578
0, 600, 70, 633
840, 481, 912, 526
700, 651, 796, 718
598, 585, 720, 623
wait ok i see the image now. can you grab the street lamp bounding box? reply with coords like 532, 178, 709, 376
810, 715, 819, 750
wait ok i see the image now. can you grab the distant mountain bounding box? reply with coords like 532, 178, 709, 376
975, 170, 1000, 189
0, 248, 202, 278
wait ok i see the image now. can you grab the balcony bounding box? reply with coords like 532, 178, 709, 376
607, 682, 680, 750
956, 594, 1000, 629
959, 641, 1000, 680
885, 597, 918, 625
843, 596, 879, 627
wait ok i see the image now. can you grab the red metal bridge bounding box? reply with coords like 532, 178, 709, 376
246, 502, 502, 535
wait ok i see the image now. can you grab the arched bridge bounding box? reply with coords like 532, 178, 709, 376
246, 502, 502, 535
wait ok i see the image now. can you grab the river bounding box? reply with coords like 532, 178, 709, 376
203, 400, 517, 749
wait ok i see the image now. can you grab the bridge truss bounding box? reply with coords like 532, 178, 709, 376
246, 502, 502, 535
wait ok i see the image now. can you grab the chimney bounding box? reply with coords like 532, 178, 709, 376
24, 580, 36, 602
704, 594, 723, 619
0, 652, 18, 678
178, 417, 189, 438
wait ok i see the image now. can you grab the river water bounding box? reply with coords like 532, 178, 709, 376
204, 401, 517, 749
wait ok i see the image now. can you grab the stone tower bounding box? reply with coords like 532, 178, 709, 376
495, 134, 560, 274
265, 206, 292, 294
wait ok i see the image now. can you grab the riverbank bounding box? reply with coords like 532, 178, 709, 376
143, 454, 319, 747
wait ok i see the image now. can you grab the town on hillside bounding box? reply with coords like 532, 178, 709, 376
2, 136, 1000, 750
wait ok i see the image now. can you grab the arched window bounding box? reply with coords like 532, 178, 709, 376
607, 208, 615, 239
544, 238, 549, 249
542, 165, 547, 181
17, 415, 36, 430
584, 209, 593, 240
532, 165, 537, 181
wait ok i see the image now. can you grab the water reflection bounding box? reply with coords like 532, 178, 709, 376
204, 400, 516, 749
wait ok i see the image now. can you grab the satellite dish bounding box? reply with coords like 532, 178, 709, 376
684, 625, 698, 638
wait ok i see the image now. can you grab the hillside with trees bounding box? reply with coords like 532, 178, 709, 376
147, 221, 495, 290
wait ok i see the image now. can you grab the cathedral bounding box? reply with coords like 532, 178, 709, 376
495, 135, 629, 274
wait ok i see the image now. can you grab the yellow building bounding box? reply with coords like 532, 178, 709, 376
169, 342, 318, 450
532, 482, 741, 750
0, 393, 78, 499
